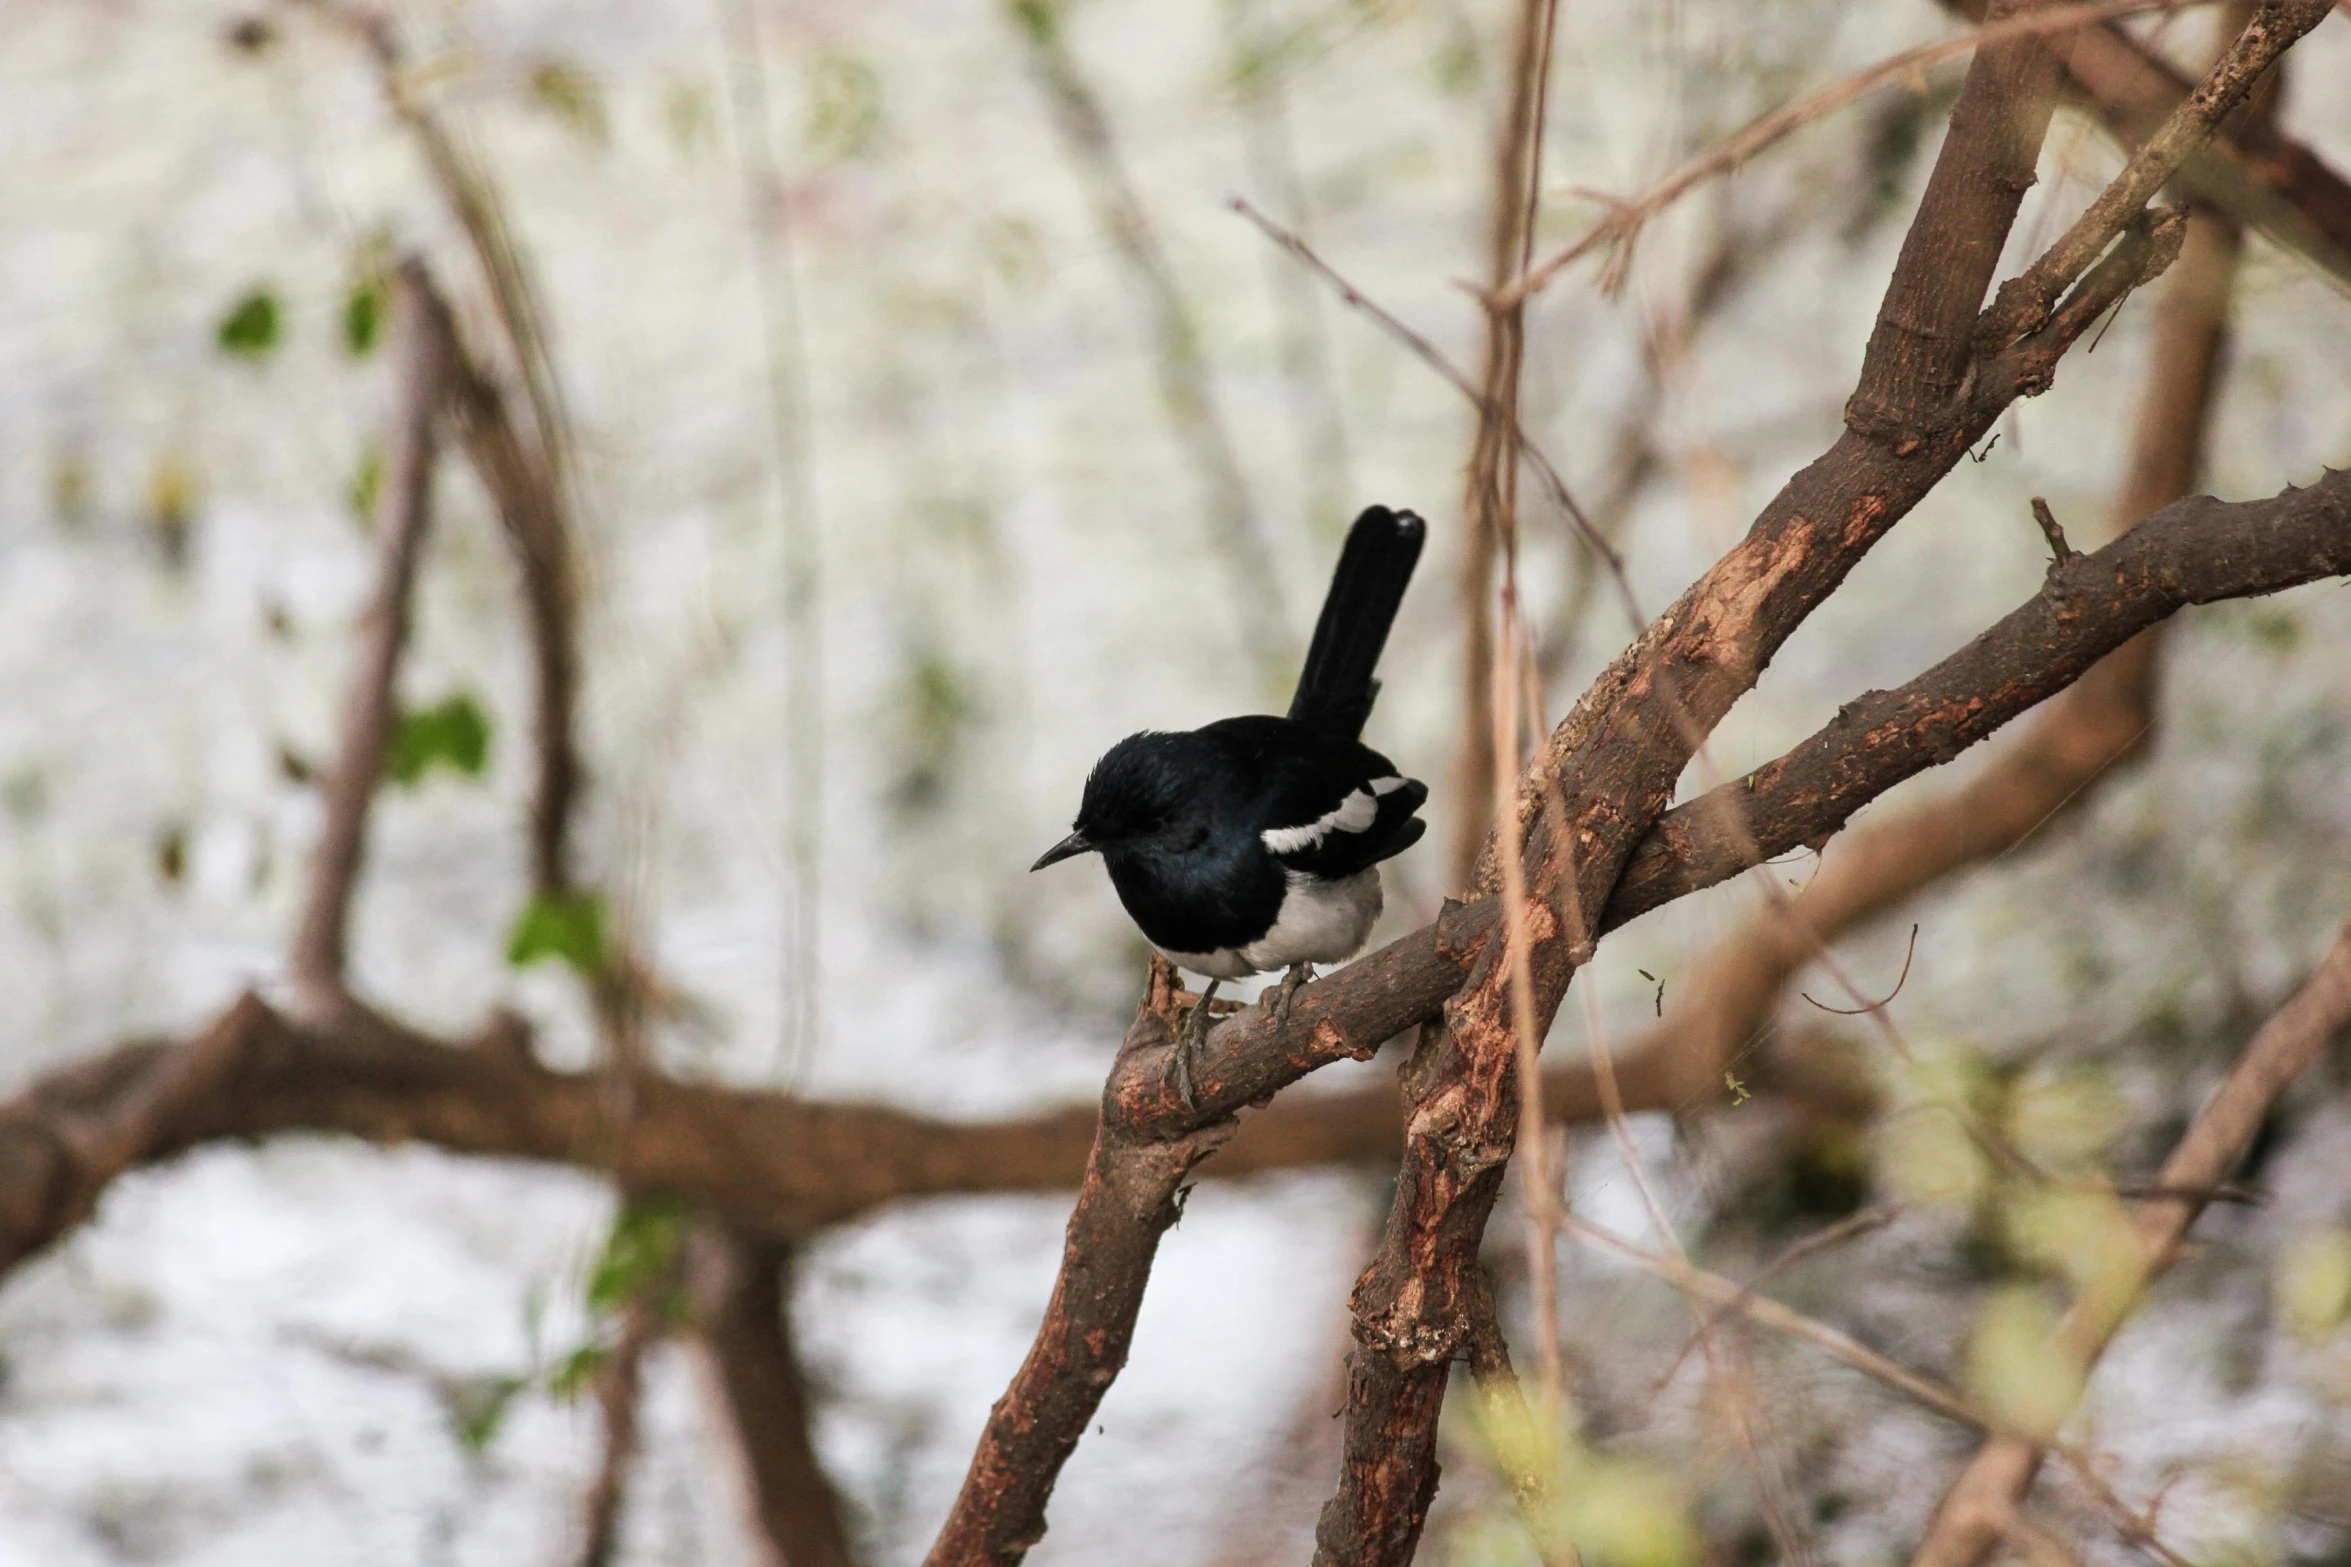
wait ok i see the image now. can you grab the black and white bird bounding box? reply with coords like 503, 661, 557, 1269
1032, 506, 1429, 1088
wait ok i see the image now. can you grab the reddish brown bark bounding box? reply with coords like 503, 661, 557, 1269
1311, 5, 2322, 1555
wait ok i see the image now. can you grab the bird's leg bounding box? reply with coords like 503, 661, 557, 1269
1264, 961, 1314, 1025
1169, 979, 1220, 1114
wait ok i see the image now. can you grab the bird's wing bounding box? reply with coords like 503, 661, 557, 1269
1254, 742, 1428, 880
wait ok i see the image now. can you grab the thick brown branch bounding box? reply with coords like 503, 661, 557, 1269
1586, 198, 2244, 1208
1607, 463, 2351, 925
690, 1227, 861, 1567
5, 433, 2343, 1279
1909, 920, 2351, 1567
288, 260, 455, 1007
1317, 20, 2081, 1559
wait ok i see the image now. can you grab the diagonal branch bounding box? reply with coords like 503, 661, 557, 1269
444, 343, 585, 896
289, 259, 457, 1011
1312, 0, 2333, 1547
1944, 0, 2351, 287
1592, 52, 2257, 1143
1908, 918, 2351, 1567
1976, 0, 2330, 350
4, 463, 2346, 1290
1315, 13, 2077, 1558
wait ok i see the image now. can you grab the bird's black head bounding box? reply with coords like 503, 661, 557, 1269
1030, 731, 1211, 871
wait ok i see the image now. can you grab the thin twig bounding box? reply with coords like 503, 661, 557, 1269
288, 259, 454, 1012
1503, 0, 2209, 305
1229, 198, 1643, 638
1015, 4, 1287, 683
1908, 918, 2351, 1567
1799, 923, 1920, 1015
718, 0, 825, 1079
1559, 1212, 2194, 1567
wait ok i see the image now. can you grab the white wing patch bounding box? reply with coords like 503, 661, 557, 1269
1262, 787, 1379, 855
1369, 775, 1410, 796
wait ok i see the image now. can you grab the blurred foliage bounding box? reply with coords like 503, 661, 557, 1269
528, 59, 609, 148
386, 693, 492, 787
1967, 1285, 2084, 1439
50, 446, 92, 530
2278, 1229, 2351, 1342
664, 77, 712, 154
807, 52, 887, 162
586, 1198, 688, 1317
1458, 1384, 1699, 1567
215, 287, 281, 359
506, 889, 608, 974
147, 453, 198, 571
348, 444, 384, 523
342, 275, 387, 357
448, 1373, 528, 1453
545, 1342, 611, 1404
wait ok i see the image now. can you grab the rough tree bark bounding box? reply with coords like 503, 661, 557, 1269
1596, 35, 2258, 1173
1312, 5, 2328, 1560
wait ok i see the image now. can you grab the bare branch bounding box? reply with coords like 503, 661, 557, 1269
1606, 461, 2351, 928
689, 1227, 861, 1567
1977, 0, 2331, 350
576, 1250, 676, 1567
288, 259, 456, 1010
1506, 0, 2202, 305
444, 345, 585, 895
1451, 0, 1566, 892
1942, 0, 2351, 287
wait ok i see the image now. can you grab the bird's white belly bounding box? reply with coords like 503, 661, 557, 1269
1158, 869, 1384, 980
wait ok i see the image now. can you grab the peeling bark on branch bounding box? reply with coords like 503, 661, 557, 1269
6, 461, 2344, 1291
1609, 464, 2351, 923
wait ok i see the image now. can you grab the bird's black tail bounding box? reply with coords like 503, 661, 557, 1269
1287, 506, 1426, 737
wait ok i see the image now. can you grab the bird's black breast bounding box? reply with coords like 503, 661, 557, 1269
1094, 715, 1424, 959
1102, 822, 1285, 955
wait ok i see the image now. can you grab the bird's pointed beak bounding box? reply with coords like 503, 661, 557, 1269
1030, 831, 1096, 872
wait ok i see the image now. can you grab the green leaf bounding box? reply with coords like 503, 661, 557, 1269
386, 693, 492, 787
447, 1373, 527, 1453
806, 53, 885, 162
506, 889, 608, 974
586, 1198, 687, 1314
545, 1343, 610, 1403
348, 445, 384, 523
1006, 0, 1059, 44
217, 288, 282, 359
529, 59, 609, 148
343, 277, 388, 357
